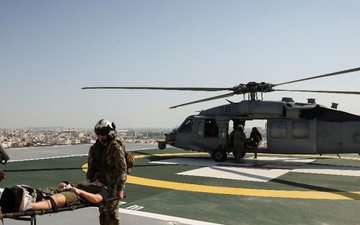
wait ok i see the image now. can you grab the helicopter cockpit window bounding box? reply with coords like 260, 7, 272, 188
178, 118, 193, 133
204, 119, 218, 137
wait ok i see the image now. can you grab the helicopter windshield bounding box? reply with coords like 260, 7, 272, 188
178, 117, 193, 133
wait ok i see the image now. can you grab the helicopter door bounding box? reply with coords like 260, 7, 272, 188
194, 119, 220, 152
316, 121, 360, 154
316, 121, 345, 154
267, 119, 316, 153
176, 117, 195, 150
341, 121, 360, 153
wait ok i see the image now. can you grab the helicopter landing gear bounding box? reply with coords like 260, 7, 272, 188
212, 148, 228, 162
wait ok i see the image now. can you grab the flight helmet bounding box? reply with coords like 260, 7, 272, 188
237, 124, 244, 130
94, 119, 117, 140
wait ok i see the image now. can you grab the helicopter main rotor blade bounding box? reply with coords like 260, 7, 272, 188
274, 67, 360, 87
82, 66, 360, 108
82, 86, 232, 92
170, 92, 235, 109
275, 89, 360, 95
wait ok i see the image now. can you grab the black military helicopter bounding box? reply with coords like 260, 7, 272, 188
83, 67, 360, 162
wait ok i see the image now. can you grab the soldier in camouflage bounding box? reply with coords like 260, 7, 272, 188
87, 119, 127, 225
229, 124, 246, 163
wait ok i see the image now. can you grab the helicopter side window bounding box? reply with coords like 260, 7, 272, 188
178, 118, 193, 133
204, 119, 218, 137
270, 121, 287, 139
197, 120, 204, 136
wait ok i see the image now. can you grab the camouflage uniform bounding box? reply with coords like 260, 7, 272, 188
229, 129, 246, 161
87, 139, 127, 225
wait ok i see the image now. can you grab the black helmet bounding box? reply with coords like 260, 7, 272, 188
94, 119, 116, 140
237, 124, 244, 130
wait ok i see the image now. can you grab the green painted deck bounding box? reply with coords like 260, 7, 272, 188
1, 146, 360, 225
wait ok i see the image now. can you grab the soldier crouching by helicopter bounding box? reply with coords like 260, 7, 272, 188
229, 124, 246, 163
248, 127, 263, 159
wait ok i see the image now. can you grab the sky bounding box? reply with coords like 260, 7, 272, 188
1, 0, 360, 129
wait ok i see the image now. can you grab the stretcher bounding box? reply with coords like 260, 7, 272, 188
0, 197, 119, 225
0, 203, 87, 225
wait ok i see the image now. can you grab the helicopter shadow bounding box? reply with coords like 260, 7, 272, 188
209, 166, 273, 182
271, 178, 360, 200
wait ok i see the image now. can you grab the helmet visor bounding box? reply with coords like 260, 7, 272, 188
95, 127, 110, 136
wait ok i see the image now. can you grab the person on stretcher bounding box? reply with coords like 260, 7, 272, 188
22, 180, 108, 211
0, 179, 108, 212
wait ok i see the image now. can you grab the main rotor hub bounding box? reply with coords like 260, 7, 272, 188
233, 82, 274, 94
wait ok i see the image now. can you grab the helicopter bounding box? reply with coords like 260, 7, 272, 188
82, 67, 360, 162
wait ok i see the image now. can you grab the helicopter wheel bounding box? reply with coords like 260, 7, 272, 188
158, 141, 166, 150
212, 148, 228, 162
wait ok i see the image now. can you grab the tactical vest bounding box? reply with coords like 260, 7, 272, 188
96, 143, 108, 185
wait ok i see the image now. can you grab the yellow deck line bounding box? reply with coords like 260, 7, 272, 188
127, 175, 360, 200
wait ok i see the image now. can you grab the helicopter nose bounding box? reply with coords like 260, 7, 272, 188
164, 132, 176, 144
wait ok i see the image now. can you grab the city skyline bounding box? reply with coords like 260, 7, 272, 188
1, 1, 360, 129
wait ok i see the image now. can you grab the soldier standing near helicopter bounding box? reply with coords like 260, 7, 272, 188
87, 119, 127, 225
229, 124, 246, 163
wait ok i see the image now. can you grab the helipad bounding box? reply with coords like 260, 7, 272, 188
2, 145, 360, 225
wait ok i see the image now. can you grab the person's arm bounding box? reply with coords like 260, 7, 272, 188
86, 145, 96, 181
70, 187, 103, 204
118, 190, 124, 200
